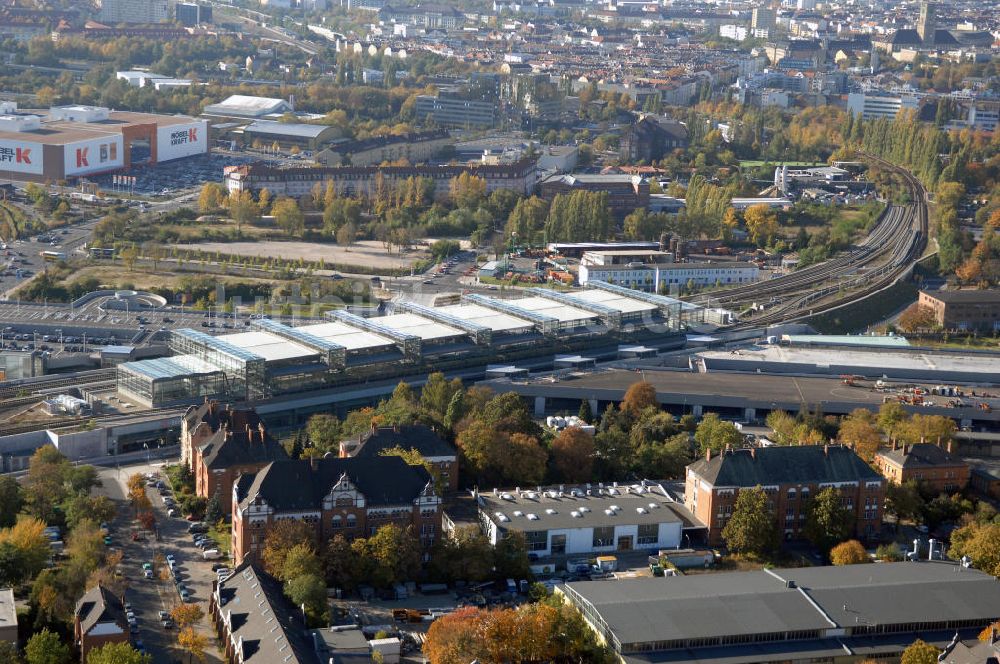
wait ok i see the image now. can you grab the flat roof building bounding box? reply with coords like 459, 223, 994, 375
559, 561, 1000, 663
240, 120, 341, 151
476, 481, 691, 557
0, 587, 16, 643
0, 107, 207, 183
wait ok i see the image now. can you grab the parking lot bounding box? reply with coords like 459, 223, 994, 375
88, 153, 257, 198
98, 462, 223, 664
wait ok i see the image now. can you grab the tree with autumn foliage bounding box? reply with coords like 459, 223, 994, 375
897, 303, 937, 333
422, 598, 615, 664
830, 539, 870, 565
900, 639, 939, 664
837, 409, 882, 462
550, 427, 596, 482
262, 519, 316, 578
621, 380, 658, 415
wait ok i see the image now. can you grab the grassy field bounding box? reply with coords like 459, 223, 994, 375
63, 265, 277, 293
173, 240, 428, 271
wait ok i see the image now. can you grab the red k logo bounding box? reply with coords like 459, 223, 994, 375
15, 148, 30, 164
76, 148, 89, 168
188, 128, 198, 142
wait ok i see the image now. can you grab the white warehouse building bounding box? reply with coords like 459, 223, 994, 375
475, 482, 687, 557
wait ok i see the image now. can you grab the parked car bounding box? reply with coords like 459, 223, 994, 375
202, 549, 222, 560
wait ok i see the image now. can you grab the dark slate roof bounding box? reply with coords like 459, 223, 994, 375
184, 400, 259, 435
215, 562, 321, 664
921, 289, 1000, 304
237, 456, 432, 511
876, 443, 966, 469
566, 561, 1000, 651
75, 585, 125, 636
941, 636, 1000, 664
890, 29, 923, 45
199, 421, 287, 471
349, 424, 456, 459
687, 445, 881, 487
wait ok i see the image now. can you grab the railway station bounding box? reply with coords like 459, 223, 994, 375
116, 282, 691, 407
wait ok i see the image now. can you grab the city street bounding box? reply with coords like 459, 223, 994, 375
98, 461, 223, 664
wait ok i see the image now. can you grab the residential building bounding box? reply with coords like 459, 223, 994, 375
338, 423, 459, 492
379, 3, 465, 29
684, 444, 885, 545
74, 585, 128, 661
619, 115, 689, 164
873, 442, 970, 493
316, 130, 452, 166
539, 173, 649, 221
225, 158, 538, 198
0, 588, 16, 643
559, 561, 1000, 663
476, 481, 686, 557
231, 456, 440, 564
97, 0, 169, 23
751, 7, 775, 38
182, 399, 239, 466
210, 562, 322, 664
918, 289, 1000, 332
413, 94, 498, 129
190, 408, 288, 514
847, 92, 921, 120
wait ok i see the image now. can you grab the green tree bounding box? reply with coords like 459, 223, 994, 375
355, 524, 421, 588
420, 372, 463, 421
0, 641, 23, 664
900, 639, 939, 664
86, 642, 152, 664
721, 486, 778, 559
284, 573, 328, 625
694, 413, 743, 454
577, 399, 593, 424
262, 519, 316, 579
305, 414, 342, 453
804, 487, 852, 554
227, 190, 260, 236
25, 628, 70, 664
204, 491, 223, 525
885, 480, 924, 522
271, 197, 305, 237
0, 476, 24, 528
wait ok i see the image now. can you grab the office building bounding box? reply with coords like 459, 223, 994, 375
685, 444, 885, 545
847, 92, 921, 120
97, 0, 170, 24
316, 129, 452, 166
175, 2, 211, 26
476, 481, 688, 557
413, 94, 498, 129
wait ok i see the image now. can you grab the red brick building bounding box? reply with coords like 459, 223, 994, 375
231, 456, 441, 565
74, 585, 128, 661
190, 410, 287, 515
338, 423, 459, 493
873, 442, 970, 494
684, 444, 885, 546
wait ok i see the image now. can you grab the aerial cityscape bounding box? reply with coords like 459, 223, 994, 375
0, 0, 997, 661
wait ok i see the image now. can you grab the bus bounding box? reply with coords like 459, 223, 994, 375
89, 247, 116, 259
40, 251, 67, 262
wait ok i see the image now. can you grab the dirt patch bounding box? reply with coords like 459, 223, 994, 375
65, 266, 276, 292
171, 240, 427, 270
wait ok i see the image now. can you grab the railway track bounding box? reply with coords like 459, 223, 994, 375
0, 368, 117, 400
687, 157, 927, 327
0, 406, 189, 437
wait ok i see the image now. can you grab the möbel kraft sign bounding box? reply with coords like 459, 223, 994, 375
0, 139, 43, 175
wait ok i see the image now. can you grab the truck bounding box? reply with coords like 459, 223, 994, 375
594, 556, 618, 573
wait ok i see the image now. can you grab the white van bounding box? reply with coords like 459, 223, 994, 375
202, 549, 222, 560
